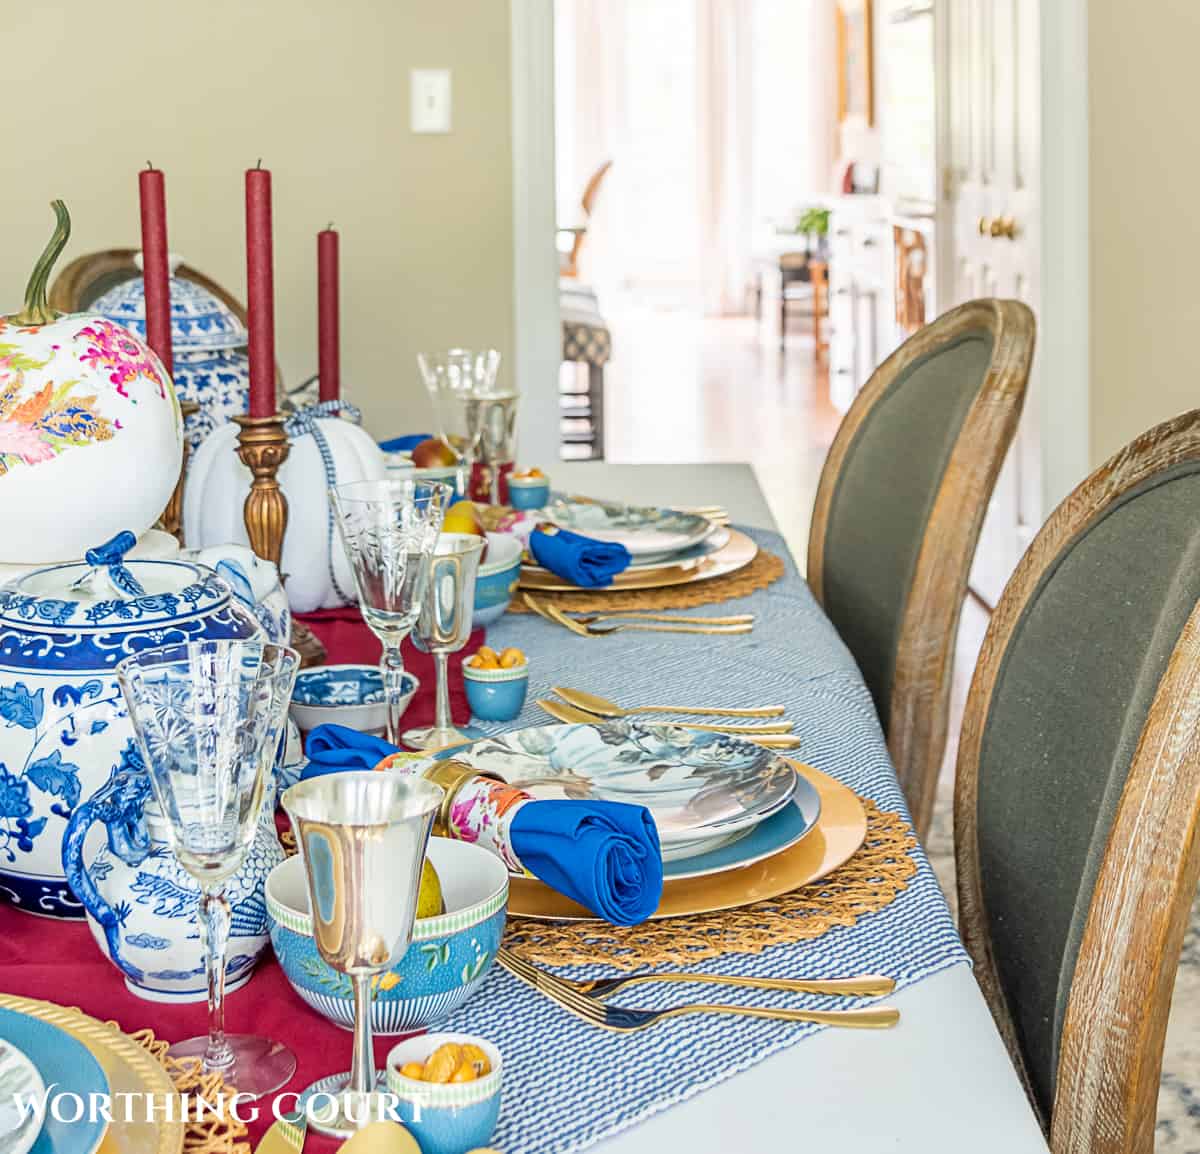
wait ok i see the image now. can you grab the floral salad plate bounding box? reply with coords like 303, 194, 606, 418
431, 721, 798, 862
542, 498, 714, 559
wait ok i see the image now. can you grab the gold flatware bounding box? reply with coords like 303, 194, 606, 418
542, 601, 752, 638
496, 948, 898, 1031
553, 685, 785, 719
536, 698, 801, 747
573, 970, 895, 999
522, 593, 752, 628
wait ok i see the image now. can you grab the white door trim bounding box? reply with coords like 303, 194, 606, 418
510, 0, 562, 467
1037, 0, 1089, 508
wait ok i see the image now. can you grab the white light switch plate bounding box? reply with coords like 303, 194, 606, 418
410, 69, 452, 134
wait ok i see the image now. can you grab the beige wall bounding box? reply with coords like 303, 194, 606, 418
1089, 1, 1200, 464
5, 1, 515, 438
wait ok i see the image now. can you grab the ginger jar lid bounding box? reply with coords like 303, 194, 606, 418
92, 254, 248, 353
0, 531, 258, 671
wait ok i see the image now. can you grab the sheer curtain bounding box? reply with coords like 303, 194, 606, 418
555, 0, 835, 309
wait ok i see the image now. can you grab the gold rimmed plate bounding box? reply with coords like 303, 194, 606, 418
506, 761, 868, 921
0, 996, 183, 1154
519, 528, 759, 593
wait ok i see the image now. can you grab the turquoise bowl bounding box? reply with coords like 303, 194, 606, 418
472, 532, 522, 627
386, 1033, 502, 1154
463, 660, 529, 722
507, 475, 550, 510
265, 837, 507, 1033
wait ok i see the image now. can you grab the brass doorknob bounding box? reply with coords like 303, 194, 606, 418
989, 216, 1017, 240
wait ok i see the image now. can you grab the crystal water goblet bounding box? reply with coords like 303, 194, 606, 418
403, 533, 486, 750
282, 771, 443, 1136
116, 639, 299, 1096
417, 348, 501, 494
330, 478, 452, 745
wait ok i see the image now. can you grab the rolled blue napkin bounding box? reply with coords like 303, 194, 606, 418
528, 527, 631, 588
303, 724, 663, 925
378, 433, 433, 452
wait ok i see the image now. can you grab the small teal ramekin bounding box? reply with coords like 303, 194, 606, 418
506, 474, 550, 510
463, 661, 529, 721
386, 1033, 503, 1154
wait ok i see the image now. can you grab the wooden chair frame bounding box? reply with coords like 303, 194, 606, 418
808, 298, 1035, 837
954, 410, 1200, 1152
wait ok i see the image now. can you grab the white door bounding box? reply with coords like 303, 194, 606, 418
938, 0, 1041, 607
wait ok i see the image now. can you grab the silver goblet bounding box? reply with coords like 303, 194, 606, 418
282, 771, 443, 1137
403, 533, 486, 750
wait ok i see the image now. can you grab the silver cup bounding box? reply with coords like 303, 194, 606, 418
282, 771, 443, 1136
403, 533, 486, 750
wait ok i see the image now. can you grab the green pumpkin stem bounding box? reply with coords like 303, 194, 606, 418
13, 200, 70, 326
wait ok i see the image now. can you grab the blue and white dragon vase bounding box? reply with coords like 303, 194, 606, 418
0, 532, 261, 918
62, 739, 283, 1002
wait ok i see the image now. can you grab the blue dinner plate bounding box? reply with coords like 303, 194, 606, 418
662, 771, 823, 881
0, 1006, 109, 1154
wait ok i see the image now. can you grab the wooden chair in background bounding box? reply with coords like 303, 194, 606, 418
955, 409, 1200, 1152
808, 299, 1035, 837
559, 159, 613, 280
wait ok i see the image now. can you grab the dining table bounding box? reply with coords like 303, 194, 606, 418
0, 462, 1049, 1154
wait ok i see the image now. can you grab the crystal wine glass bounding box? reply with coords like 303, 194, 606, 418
329, 478, 451, 743
116, 639, 299, 1096
403, 533, 486, 750
282, 771, 443, 1136
417, 348, 501, 494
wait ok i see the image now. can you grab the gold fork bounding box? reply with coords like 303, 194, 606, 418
522, 594, 751, 628
538, 698, 794, 735
496, 948, 899, 1031
541, 601, 752, 638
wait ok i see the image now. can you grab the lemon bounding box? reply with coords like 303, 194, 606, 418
417, 857, 445, 919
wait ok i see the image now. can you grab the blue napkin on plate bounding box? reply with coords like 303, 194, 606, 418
302, 724, 662, 925
529, 527, 631, 588
378, 433, 433, 452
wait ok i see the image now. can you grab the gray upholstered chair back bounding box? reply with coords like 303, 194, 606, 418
809, 299, 1034, 835
956, 411, 1200, 1149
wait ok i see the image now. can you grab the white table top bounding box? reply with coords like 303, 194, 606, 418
549, 461, 1049, 1153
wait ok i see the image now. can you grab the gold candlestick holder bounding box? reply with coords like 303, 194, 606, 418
233, 412, 326, 668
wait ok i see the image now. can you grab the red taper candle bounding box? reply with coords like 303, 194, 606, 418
138, 164, 173, 376
245, 163, 276, 418
317, 225, 340, 403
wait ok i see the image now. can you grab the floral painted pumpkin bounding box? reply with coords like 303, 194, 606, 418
0, 202, 182, 563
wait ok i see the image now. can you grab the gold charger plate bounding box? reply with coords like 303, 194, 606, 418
508, 761, 868, 920
519, 527, 759, 593
0, 996, 183, 1154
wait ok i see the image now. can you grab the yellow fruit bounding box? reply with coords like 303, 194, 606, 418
473, 646, 500, 668
423, 1043, 462, 1084
498, 648, 524, 668
460, 1044, 491, 1076
399, 1062, 426, 1081
417, 858, 445, 920
450, 1063, 478, 1083
443, 501, 486, 538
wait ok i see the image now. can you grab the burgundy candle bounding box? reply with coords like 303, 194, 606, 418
245, 163, 276, 418
138, 165, 173, 376
317, 226, 340, 403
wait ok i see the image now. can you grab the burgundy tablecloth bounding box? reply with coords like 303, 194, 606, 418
0, 609, 486, 1149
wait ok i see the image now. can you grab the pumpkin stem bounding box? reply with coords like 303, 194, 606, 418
13, 200, 71, 326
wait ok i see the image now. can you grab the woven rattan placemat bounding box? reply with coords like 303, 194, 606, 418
510, 548, 785, 613
502, 800, 916, 970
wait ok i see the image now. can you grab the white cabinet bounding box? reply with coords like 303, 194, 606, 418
827, 197, 897, 412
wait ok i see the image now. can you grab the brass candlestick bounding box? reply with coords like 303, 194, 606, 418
160, 401, 201, 543
233, 412, 326, 668
233, 413, 291, 566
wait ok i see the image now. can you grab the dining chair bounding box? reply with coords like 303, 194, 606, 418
807, 298, 1035, 836
954, 409, 1200, 1153
559, 159, 613, 279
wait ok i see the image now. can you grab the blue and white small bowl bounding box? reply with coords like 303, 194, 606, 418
463, 658, 529, 722
473, 532, 522, 627
386, 1033, 502, 1154
289, 664, 417, 735
507, 472, 551, 510
266, 837, 508, 1034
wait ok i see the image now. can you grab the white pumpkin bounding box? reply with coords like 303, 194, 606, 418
184, 411, 386, 612
0, 202, 182, 563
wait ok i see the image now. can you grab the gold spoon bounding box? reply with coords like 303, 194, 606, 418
554, 685, 785, 720
538, 698, 802, 748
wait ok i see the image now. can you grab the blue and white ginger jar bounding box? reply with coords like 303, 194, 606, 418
0, 533, 260, 917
